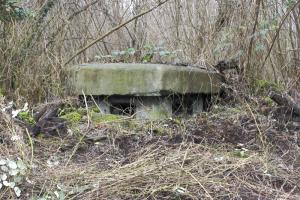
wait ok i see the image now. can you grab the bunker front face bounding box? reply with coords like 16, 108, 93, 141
67, 63, 221, 120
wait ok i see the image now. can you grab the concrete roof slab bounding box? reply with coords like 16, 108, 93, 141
67, 63, 221, 96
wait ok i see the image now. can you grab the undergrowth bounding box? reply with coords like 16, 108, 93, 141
0, 94, 299, 199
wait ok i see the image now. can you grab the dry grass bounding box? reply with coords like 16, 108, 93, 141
0, 0, 299, 199
0, 97, 299, 199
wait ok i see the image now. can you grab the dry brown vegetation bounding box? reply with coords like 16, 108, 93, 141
0, 98, 299, 199
0, 0, 300, 199
0, 0, 299, 101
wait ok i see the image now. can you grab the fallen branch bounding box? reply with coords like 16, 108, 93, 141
269, 90, 300, 116
63, 0, 171, 66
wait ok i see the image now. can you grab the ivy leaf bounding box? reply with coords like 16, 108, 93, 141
1, 166, 9, 172
17, 159, 27, 170
142, 54, 153, 63
14, 186, 21, 197
3, 180, 15, 188
127, 48, 136, 55
1, 173, 7, 181
9, 168, 19, 176
13, 176, 23, 183
0, 160, 6, 165
9, 182, 16, 188
7, 160, 18, 169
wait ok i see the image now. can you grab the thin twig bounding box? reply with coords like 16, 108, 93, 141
261, 1, 300, 69
245, 103, 266, 148
184, 170, 213, 200
25, 128, 34, 166
82, 90, 90, 129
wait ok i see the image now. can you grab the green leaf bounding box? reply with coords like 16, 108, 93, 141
142, 54, 152, 63
234, 149, 249, 158
286, 0, 296, 8
127, 48, 136, 55
18, 111, 36, 125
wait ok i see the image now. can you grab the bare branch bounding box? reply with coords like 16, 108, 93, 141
63, 0, 172, 66
245, 0, 261, 76
261, 0, 300, 69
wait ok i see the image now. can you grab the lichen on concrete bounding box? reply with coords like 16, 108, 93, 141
67, 63, 221, 96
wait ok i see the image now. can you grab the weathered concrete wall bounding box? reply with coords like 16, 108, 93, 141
136, 97, 172, 120
67, 63, 221, 96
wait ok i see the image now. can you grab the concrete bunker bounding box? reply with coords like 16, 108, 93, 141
67, 63, 221, 120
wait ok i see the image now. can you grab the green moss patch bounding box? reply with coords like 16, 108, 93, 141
59, 107, 86, 116
90, 113, 123, 123
263, 96, 274, 106
256, 79, 284, 92
61, 111, 82, 123
18, 111, 36, 125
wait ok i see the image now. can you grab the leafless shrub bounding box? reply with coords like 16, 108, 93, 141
0, 0, 299, 102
